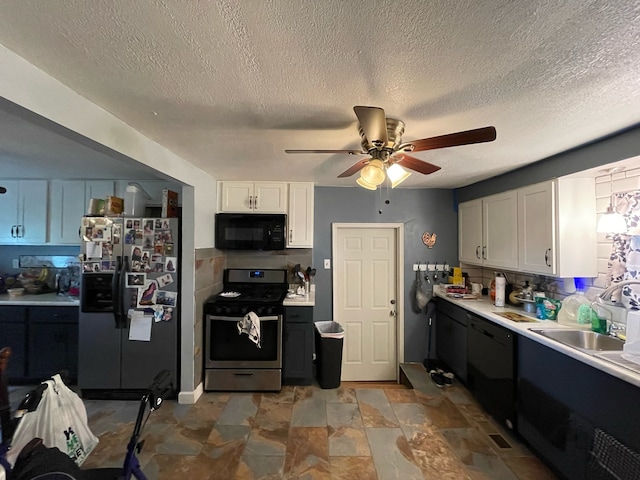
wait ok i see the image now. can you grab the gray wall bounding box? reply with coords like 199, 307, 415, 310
313, 186, 458, 363
458, 123, 640, 202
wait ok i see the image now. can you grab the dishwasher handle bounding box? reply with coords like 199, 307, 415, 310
470, 319, 495, 339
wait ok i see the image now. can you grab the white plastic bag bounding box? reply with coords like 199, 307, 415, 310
7, 374, 98, 467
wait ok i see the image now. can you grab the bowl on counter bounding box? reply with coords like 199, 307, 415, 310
7, 287, 25, 297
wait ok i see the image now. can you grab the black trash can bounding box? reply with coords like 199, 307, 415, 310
314, 321, 344, 389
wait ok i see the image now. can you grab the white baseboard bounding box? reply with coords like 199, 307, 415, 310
177, 382, 204, 404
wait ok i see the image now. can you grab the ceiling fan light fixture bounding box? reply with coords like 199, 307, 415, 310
361, 159, 385, 185
386, 163, 412, 188
356, 176, 378, 190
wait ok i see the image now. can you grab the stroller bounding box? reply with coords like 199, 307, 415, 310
1, 370, 173, 480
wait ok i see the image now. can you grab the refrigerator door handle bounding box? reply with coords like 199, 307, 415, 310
120, 256, 130, 323
114, 256, 123, 328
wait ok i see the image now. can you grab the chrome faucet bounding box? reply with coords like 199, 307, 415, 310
597, 279, 640, 303
609, 321, 627, 341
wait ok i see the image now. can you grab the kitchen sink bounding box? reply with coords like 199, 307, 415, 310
530, 329, 624, 352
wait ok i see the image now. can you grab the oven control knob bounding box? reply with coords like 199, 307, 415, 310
255, 307, 264, 316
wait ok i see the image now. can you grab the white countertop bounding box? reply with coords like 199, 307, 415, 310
0, 292, 80, 306
434, 286, 640, 389
283, 290, 315, 306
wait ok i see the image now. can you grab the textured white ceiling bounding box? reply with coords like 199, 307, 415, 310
0, 0, 639, 187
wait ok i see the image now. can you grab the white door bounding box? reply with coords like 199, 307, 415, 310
334, 225, 399, 381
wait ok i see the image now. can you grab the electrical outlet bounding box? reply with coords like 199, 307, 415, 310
12, 259, 19, 268
419, 264, 427, 271
413, 264, 419, 271
324, 259, 331, 269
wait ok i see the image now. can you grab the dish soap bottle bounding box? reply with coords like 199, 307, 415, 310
558, 288, 594, 329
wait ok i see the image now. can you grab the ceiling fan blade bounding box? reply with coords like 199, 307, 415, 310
394, 153, 441, 175
407, 126, 497, 152
285, 149, 365, 155
337, 158, 370, 178
353, 106, 388, 148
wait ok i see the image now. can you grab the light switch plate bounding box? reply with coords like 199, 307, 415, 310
324, 259, 331, 269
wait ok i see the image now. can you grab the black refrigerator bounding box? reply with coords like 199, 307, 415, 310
78, 216, 179, 398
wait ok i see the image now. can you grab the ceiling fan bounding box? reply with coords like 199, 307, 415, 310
285, 106, 496, 189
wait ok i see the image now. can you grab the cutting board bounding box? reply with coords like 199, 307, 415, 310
494, 311, 538, 323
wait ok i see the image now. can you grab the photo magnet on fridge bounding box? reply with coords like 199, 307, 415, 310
143, 219, 155, 235
126, 273, 146, 287
157, 273, 173, 288
165, 257, 177, 272
137, 280, 158, 307
157, 291, 177, 307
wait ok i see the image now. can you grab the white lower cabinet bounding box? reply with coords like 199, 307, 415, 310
518, 178, 596, 277
49, 180, 114, 244
0, 180, 48, 244
287, 183, 314, 248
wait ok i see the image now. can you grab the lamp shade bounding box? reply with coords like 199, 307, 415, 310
356, 176, 377, 190
596, 206, 627, 234
361, 159, 385, 185
386, 163, 411, 188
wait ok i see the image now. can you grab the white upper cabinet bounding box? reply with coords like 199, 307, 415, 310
49, 180, 114, 244
458, 191, 518, 269
219, 181, 287, 213
483, 191, 519, 269
0, 180, 48, 244
458, 199, 483, 264
287, 182, 314, 248
518, 178, 596, 277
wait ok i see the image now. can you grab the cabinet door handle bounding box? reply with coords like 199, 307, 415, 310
11, 225, 16, 238
545, 248, 551, 267
18, 225, 23, 238
482, 246, 487, 260
249, 196, 253, 209
254, 196, 258, 210
476, 246, 480, 259
289, 229, 293, 242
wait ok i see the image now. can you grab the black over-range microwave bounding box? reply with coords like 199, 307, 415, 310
215, 213, 286, 250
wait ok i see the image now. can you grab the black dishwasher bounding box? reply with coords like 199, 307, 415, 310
467, 313, 517, 431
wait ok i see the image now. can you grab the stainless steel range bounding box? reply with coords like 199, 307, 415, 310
204, 268, 288, 391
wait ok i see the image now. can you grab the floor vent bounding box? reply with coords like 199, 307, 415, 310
489, 433, 512, 449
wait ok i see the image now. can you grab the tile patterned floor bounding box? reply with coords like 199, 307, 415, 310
9, 364, 558, 479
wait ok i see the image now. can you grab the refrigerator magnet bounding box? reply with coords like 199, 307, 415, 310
164, 243, 174, 256
157, 273, 173, 288
126, 273, 145, 287
143, 219, 155, 235
165, 257, 177, 272
157, 291, 177, 307
137, 280, 158, 307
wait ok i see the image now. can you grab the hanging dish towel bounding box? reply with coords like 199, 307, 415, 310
622, 309, 640, 365
238, 311, 261, 348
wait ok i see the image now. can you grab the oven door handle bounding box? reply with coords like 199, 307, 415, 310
208, 315, 280, 322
